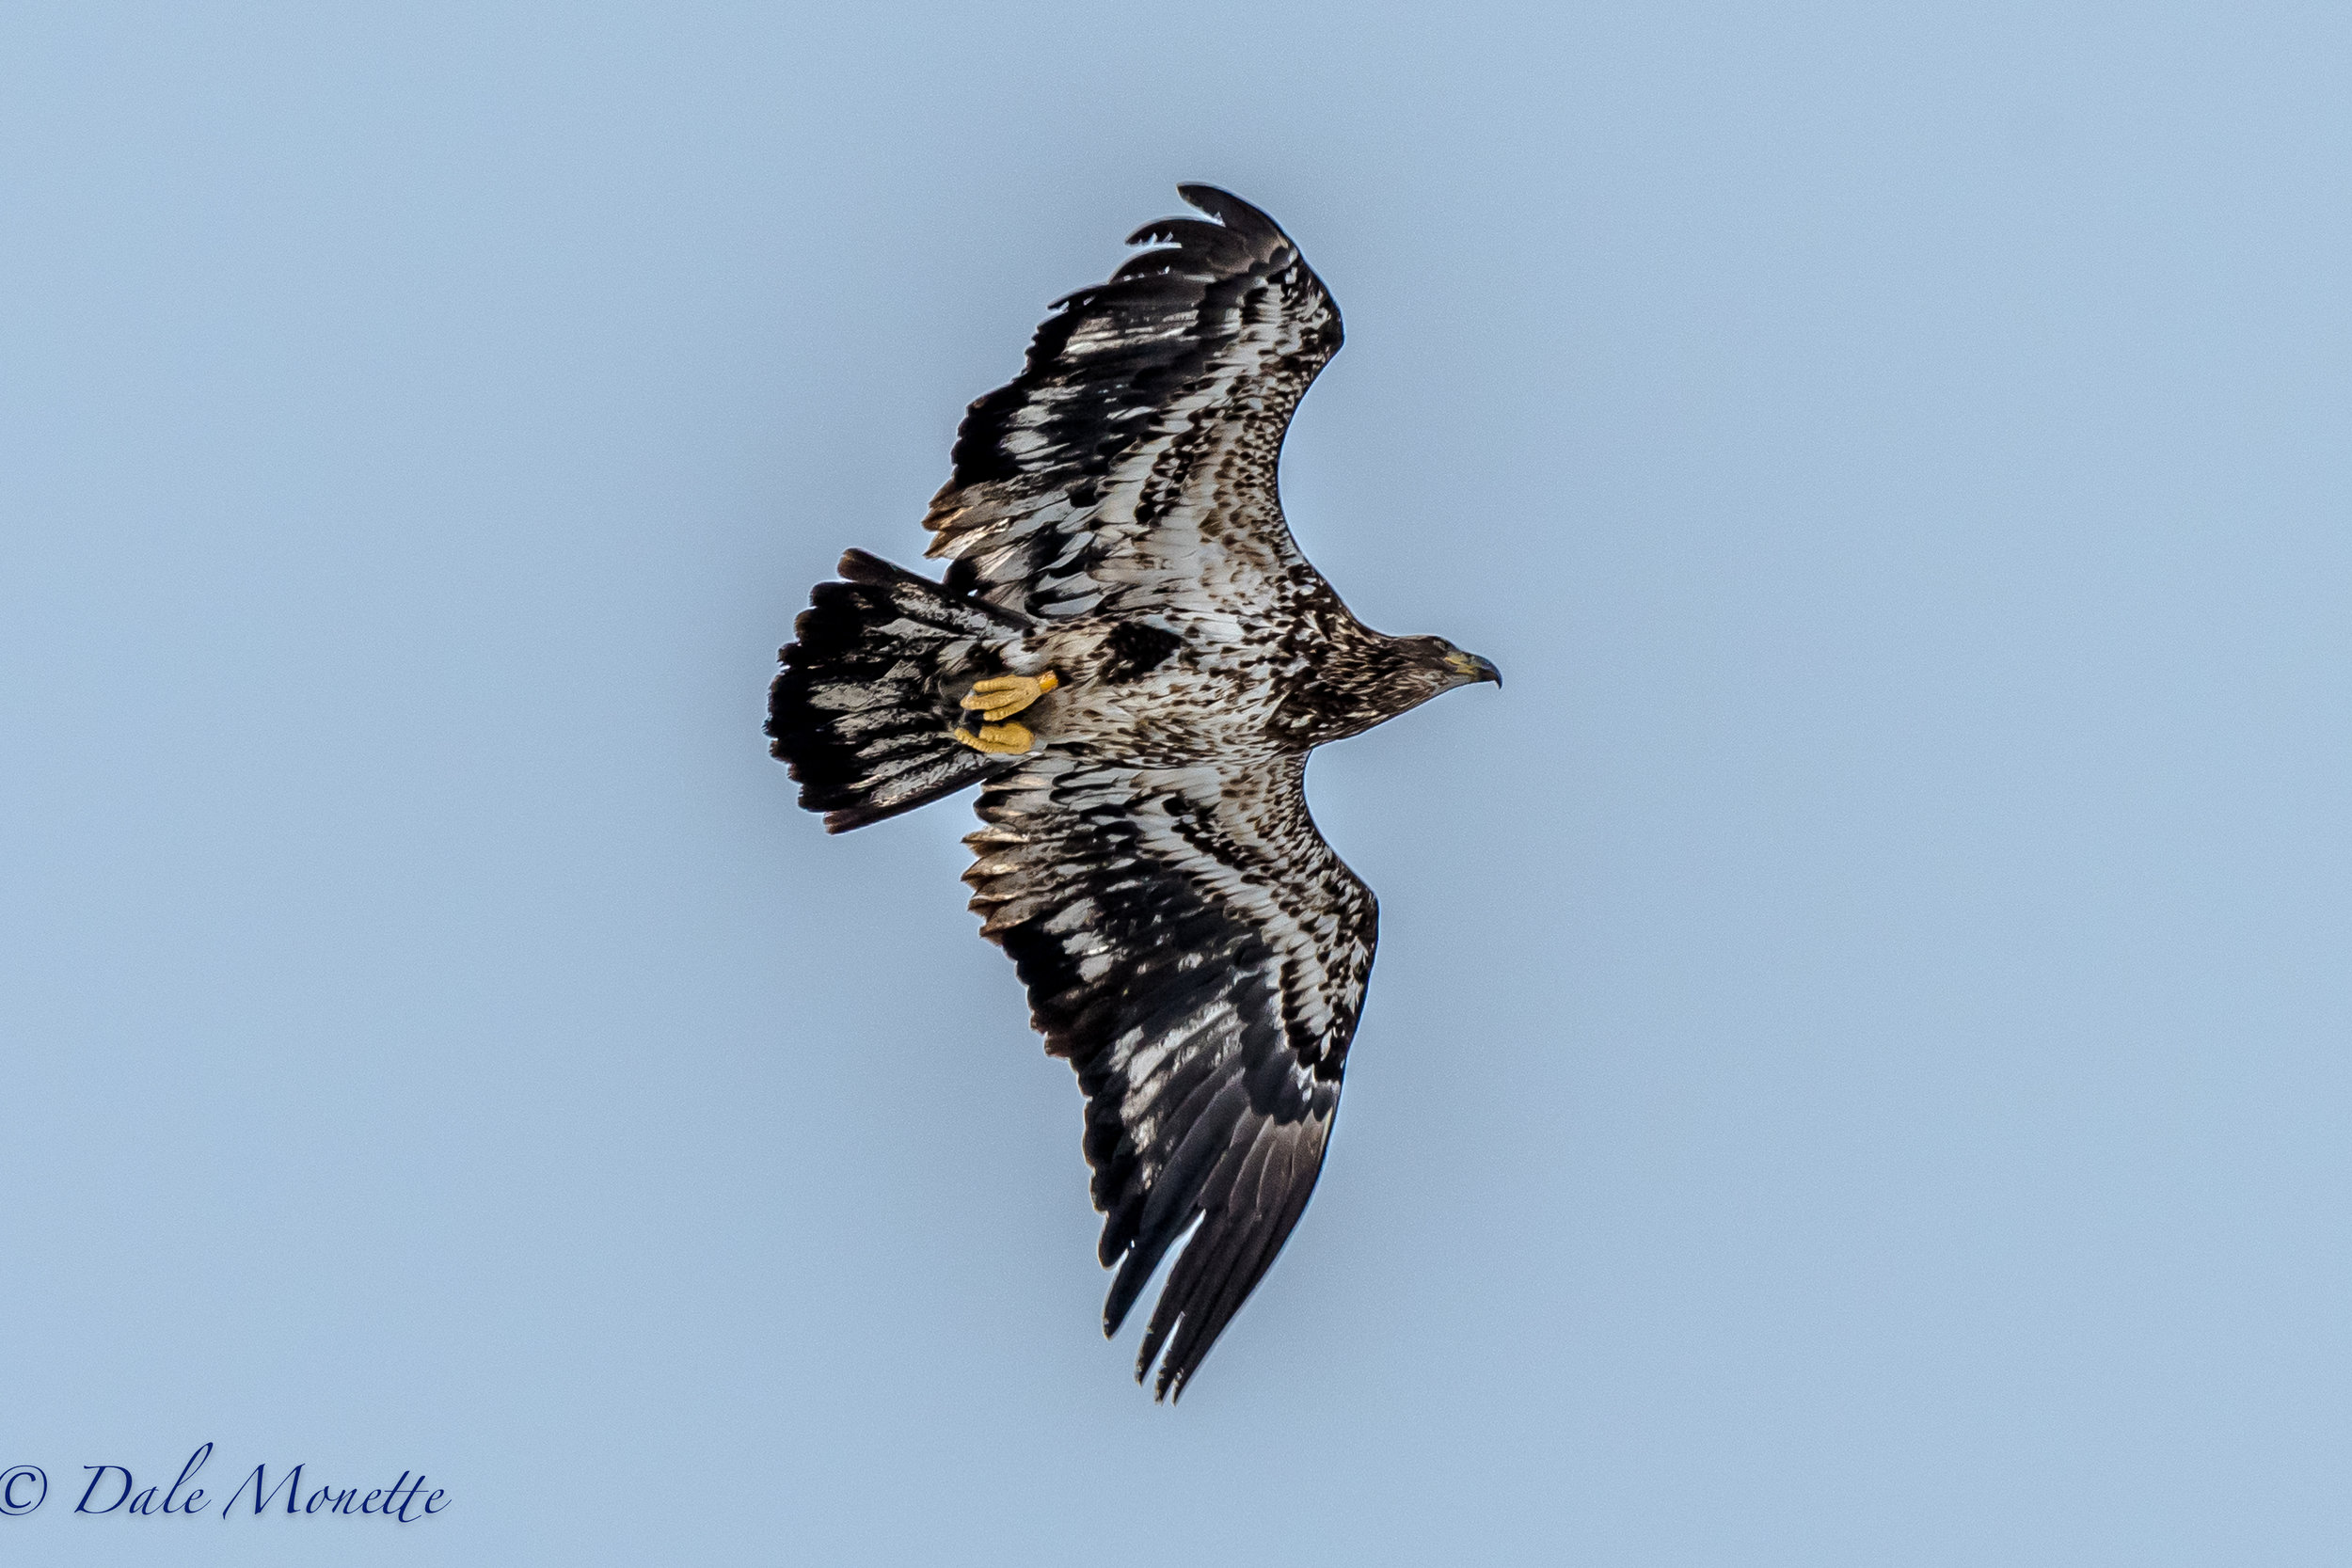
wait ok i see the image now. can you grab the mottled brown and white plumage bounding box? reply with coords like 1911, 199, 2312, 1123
768, 185, 1498, 1399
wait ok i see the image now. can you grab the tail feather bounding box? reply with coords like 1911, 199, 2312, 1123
768, 550, 1029, 832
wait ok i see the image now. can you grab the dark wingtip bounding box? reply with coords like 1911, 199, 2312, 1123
835, 547, 902, 585
1101, 1248, 1158, 1339
1174, 183, 1286, 243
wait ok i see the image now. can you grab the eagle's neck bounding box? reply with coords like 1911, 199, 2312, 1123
1271, 602, 1450, 749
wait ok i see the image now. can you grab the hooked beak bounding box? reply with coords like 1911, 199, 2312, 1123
1445, 650, 1502, 689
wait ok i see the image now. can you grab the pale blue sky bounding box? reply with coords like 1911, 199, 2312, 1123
5, 3, 2348, 1563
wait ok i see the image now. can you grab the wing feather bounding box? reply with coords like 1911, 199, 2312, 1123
963, 750, 1375, 1399
923, 185, 1344, 624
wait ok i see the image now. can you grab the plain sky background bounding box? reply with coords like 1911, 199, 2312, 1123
4, 2, 2347, 1563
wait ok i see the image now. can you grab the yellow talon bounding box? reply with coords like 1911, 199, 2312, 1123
950, 721, 1034, 755
960, 670, 1059, 723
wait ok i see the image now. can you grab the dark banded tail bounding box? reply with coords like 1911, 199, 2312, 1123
767, 550, 1028, 832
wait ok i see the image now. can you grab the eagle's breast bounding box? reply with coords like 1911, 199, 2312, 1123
1022, 597, 1308, 769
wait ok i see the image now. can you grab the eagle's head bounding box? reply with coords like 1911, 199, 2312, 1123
1404, 635, 1503, 694
1302, 630, 1502, 744
1372, 636, 1502, 719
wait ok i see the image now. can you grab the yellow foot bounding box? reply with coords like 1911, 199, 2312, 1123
950, 721, 1034, 755
960, 670, 1059, 723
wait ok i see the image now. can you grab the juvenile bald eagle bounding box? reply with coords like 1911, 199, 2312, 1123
768, 185, 1499, 1400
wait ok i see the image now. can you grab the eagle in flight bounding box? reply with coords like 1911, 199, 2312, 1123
768, 185, 1500, 1400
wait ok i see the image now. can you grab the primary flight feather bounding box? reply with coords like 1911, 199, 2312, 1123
768, 185, 1499, 1400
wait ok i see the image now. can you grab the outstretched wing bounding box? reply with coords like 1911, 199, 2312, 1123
923, 184, 1343, 624
962, 751, 1376, 1400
